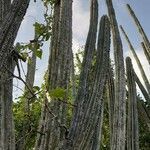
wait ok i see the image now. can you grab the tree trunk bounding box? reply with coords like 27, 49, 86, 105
106, 0, 126, 149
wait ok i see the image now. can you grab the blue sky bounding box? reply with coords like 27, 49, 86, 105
13, 0, 150, 98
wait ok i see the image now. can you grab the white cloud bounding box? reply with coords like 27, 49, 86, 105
73, 0, 90, 46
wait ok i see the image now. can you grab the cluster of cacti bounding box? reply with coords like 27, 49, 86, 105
127, 4, 150, 62
64, 0, 99, 147
62, 14, 110, 149
34, 0, 150, 149
0, 0, 149, 149
120, 26, 150, 95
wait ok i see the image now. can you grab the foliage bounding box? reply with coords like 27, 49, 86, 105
15, 0, 53, 62
139, 120, 150, 150
13, 45, 150, 149
49, 87, 66, 100
13, 97, 42, 149
138, 99, 150, 150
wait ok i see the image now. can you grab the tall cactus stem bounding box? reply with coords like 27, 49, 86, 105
106, 0, 126, 149
141, 42, 150, 65
126, 57, 139, 150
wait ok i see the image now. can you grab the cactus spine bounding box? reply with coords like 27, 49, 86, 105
120, 26, 150, 95
126, 4, 150, 62
106, 0, 126, 149
126, 57, 139, 150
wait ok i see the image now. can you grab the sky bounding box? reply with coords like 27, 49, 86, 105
13, 0, 150, 98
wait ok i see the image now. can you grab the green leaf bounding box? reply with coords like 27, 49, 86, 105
28, 43, 33, 50
35, 49, 42, 59
33, 86, 40, 91
27, 56, 32, 64
45, 32, 51, 41
15, 43, 22, 52
20, 52, 28, 61
49, 87, 66, 100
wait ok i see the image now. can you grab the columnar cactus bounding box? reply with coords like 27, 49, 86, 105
68, 0, 98, 144
0, 1, 30, 149
61, 14, 110, 150
35, 0, 73, 149
126, 57, 139, 150
141, 42, 150, 65
0, 0, 11, 24
134, 71, 150, 105
79, 15, 110, 150
106, 0, 126, 149
34, 1, 62, 148
50, 0, 72, 148
126, 4, 150, 62
0, 0, 30, 70
106, 63, 115, 146
120, 26, 150, 95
